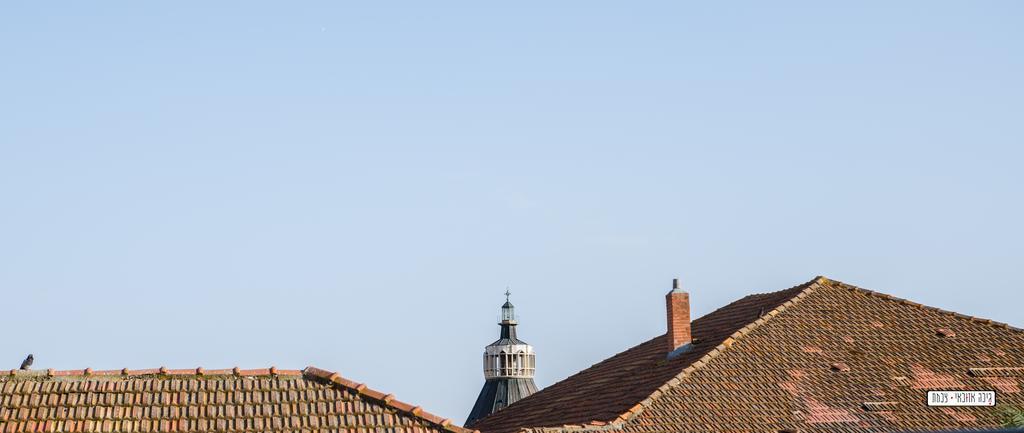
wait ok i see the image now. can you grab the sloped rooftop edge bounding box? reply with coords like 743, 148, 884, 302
1, 365, 478, 433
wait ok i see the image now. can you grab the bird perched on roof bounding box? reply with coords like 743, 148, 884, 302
19, 354, 33, 370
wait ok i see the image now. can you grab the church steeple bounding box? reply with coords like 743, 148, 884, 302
465, 291, 539, 426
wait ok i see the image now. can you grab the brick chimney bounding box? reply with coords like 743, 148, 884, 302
666, 278, 691, 357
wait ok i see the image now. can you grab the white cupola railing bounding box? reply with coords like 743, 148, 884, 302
483, 344, 535, 379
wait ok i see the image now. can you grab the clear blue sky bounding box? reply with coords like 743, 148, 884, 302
1, 1, 1022, 422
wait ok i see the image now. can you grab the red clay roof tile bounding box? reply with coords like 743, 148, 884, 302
471, 277, 1024, 433
0, 365, 476, 433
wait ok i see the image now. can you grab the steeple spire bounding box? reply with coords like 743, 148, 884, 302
500, 291, 517, 339
465, 291, 539, 426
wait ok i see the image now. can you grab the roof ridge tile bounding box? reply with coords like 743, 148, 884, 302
469, 276, 823, 433
301, 366, 478, 433
1, 366, 301, 380
1, 364, 476, 433
488, 276, 1024, 433
571, 277, 824, 431
827, 278, 1023, 333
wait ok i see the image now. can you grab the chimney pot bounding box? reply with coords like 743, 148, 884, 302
666, 277, 692, 356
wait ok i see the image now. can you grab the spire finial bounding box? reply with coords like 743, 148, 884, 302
505, 286, 511, 302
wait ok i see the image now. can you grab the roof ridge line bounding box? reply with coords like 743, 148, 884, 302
478, 276, 826, 433
599, 276, 826, 430
598, 275, 1023, 430
492, 276, 1021, 433
474, 277, 828, 428
3, 366, 303, 379
302, 366, 479, 433
828, 279, 1024, 333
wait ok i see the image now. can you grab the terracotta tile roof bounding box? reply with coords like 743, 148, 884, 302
468, 279, 810, 433
0, 365, 475, 433
470, 277, 1024, 433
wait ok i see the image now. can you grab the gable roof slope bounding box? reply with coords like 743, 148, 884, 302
470, 277, 1024, 433
0, 365, 475, 433
468, 278, 813, 433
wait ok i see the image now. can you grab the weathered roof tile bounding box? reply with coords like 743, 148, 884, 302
471, 277, 1024, 433
0, 366, 476, 433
